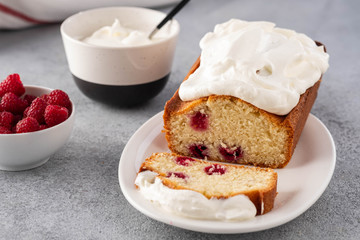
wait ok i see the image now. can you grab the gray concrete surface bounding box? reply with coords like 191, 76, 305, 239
0, 0, 359, 239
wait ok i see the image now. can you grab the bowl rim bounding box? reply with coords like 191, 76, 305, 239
60, 6, 180, 50
0, 85, 75, 137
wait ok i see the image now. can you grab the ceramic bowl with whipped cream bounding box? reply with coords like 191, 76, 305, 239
60, 7, 180, 106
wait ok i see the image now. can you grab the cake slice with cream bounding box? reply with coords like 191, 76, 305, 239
135, 152, 277, 221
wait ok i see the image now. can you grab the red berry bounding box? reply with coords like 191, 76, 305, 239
219, 145, 243, 162
0, 73, 25, 97
23, 107, 30, 117
47, 90, 71, 109
190, 111, 209, 131
0, 111, 15, 129
189, 144, 208, 159
174, 156, 195, 166
44, 105, 69, 127
15, 117, 40, 133
204, 164, 227, 175
40, 94, 49, 102
27, 97, 48, 124
39, 124, 48, 131
0, 92, 28, 114
166, 172, 188, 179
0, 126, 12, 134
23, 94, 37, 106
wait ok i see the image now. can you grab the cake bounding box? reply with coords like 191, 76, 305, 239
163, 19, 329, 168
135, 152, 278, 220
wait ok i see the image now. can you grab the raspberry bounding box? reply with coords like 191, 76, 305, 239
174, 156, 195, 166
219, 145, 243, 162
40, 94, 49, 102
39, 124, 48, 130
204, 164, 227, 175
23, 107, 30, 117
27, 97, 48, 124
190, 111, 208, 131
23, 94, 37, 106
0, 111, 15, 129
0, 73, 71, 134
0, 73, 25, 97
15, 117, 40, 133
0, 92, 28, 114
0, 126, 12, 134
44, 105, 69, 127
47, 89, 71, 109
166, 172, 188, 179
189, 144, 208, 159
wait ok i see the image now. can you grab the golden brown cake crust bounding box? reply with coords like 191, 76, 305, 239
163, 57, 322, 168
138, 152, 278, 215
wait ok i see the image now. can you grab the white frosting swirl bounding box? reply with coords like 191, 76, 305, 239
83, 19, 167, 47
135, 171, 257, 221
179, 19, 329, 115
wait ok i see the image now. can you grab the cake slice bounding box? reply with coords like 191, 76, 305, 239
135, 152, 277, 219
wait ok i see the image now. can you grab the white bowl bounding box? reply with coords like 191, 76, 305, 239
60, 7, 180, 106
0, 85, 75, 171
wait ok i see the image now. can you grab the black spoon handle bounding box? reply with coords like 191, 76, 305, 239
149, 0, 190, 39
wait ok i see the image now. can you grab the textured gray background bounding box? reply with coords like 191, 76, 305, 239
0, 0, 359, 239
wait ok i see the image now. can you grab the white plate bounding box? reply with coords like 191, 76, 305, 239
119, 111, 336, 234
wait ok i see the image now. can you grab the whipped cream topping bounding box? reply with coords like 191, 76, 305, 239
135, 171, 257, 221
179, 19, 329, 115
83, 19, 169, 47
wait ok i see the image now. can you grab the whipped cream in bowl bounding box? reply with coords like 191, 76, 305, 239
179, 19, 329, 115
83, 19, 171, 47
83, 19, 152, 47
60, 7, 179, 106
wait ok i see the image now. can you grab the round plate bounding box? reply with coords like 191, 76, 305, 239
119, 111, 336, 234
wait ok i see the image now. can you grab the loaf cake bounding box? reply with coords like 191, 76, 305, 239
135, 152, 277, 220
163, 19, 329, 168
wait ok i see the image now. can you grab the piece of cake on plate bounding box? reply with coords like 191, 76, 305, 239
135, 152, 277, 221
164, 19, 329, 168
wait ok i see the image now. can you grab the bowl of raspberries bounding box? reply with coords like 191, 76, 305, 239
0, 73, 75, 171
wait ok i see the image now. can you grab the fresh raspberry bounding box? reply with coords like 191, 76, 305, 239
219, 145, 243, 162
0, 92, 28, 114
15, 117, 40, 133
0, 126, 12, 134
0, 111, 15, 129
44, 105, 69, 127
39, 124, 48, 131
47, 90, 71, 109
189, 144, 208, 159
174, 156, 196, 166
204, 164, 227, 175
23, 107, 30, 117
190, 111, 208, 131
23, 94, 37, 106
166, 172, 188, 179
27, 97, 48, 124
40, 94, 48, 102
0, 73, 25, 97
